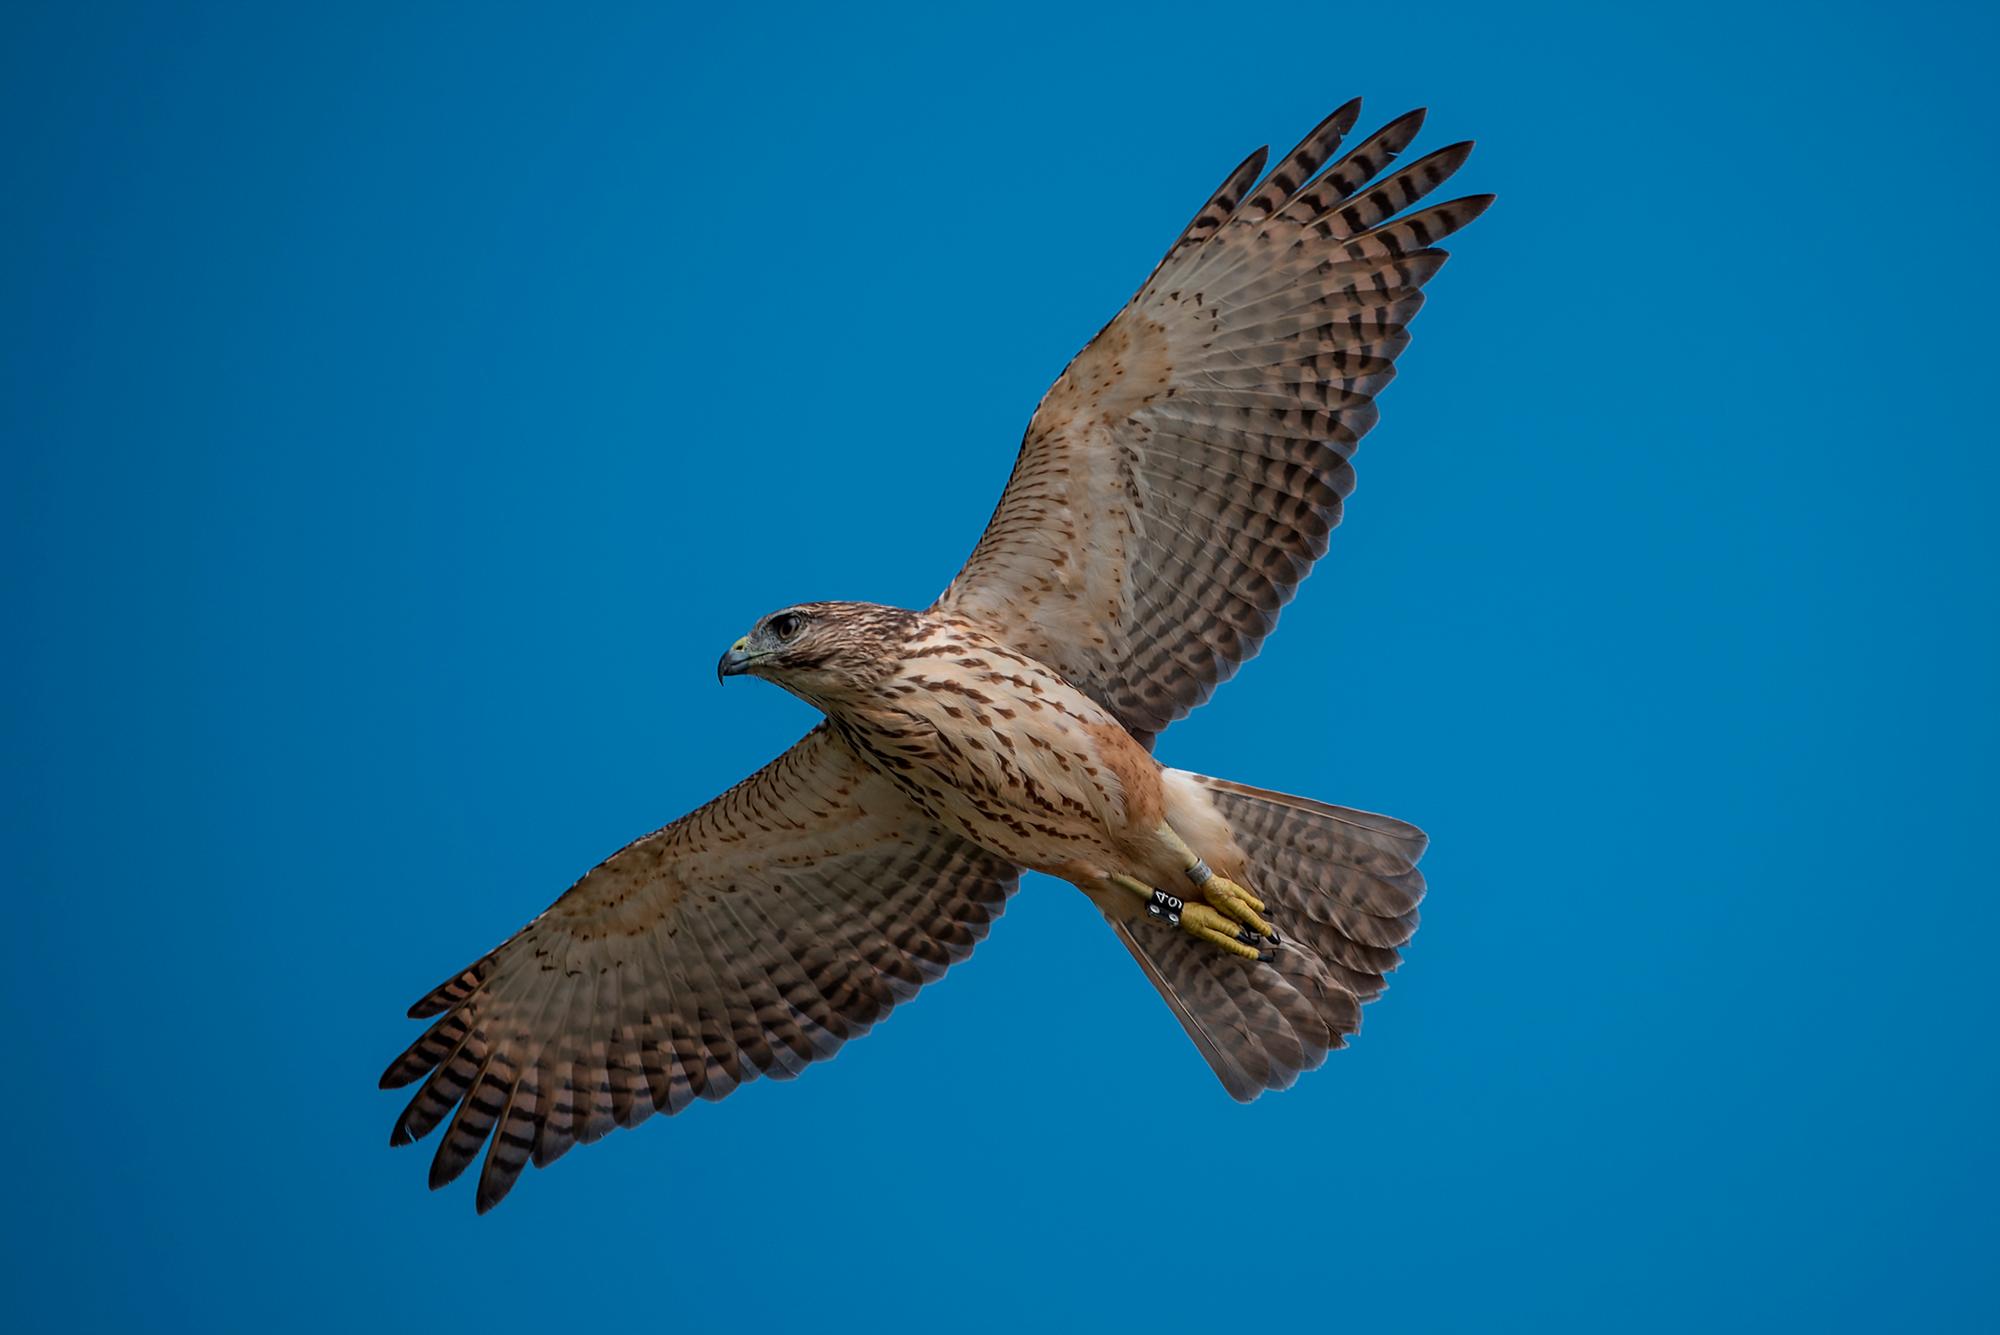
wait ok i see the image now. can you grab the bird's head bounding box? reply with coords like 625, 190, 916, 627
717, 601, 918, 709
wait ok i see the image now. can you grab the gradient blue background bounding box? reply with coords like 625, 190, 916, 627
6, 3, 1996, 1330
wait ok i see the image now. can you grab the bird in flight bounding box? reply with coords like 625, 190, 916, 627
384, 99, 1489, 1211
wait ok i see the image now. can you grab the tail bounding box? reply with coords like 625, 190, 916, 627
1107, 774, 1428, 1101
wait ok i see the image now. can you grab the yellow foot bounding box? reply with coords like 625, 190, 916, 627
1151, 822, 1277, 942
1105, 874, 1274, 962
1197, 873, 1275, 941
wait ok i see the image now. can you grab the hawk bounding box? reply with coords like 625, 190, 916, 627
384, 99, 1489, 1211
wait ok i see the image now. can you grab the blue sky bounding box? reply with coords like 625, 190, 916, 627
5, 2, 1997, 1330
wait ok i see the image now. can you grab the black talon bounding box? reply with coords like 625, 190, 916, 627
1267, 928, 1282, 945
1256, 949, 1276, 964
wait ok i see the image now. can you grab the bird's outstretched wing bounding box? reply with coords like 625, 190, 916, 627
937, 101, 1490, 743
380, 725, 1018, 1211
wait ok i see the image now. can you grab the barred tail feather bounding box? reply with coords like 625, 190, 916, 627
1109, 774, 1427, 1100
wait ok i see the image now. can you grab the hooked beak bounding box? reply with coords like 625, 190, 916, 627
717, 637, 755, 683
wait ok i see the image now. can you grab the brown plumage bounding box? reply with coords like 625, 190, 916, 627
384, 100, 1486, 1209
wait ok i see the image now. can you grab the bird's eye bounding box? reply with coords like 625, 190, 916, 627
768, 613, 804, 640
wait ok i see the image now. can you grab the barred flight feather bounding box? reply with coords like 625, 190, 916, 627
940, 102, 1489, 743
381, 725, 1017, 1211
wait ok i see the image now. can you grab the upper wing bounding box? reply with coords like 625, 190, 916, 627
937, 101, 1491, 743
379, 725, 1018, 1211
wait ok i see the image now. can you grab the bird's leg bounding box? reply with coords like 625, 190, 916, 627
1152, 825, 1276, 942
1103, 873, 1272, 963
